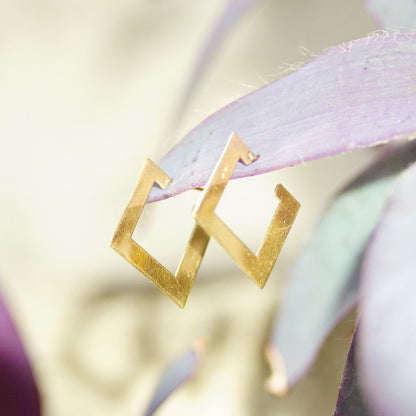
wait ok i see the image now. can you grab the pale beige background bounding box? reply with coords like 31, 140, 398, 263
0, 1, 375, 415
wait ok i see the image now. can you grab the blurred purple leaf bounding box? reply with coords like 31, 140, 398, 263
265, 141, 416, 395
334, 330, 369, 416
144, 339, 205, 416
0, 290, 41, 416
358, 162, 416, 416
176, 0, 261, 119
364, 0, 416, 31
149, 34, 416, 203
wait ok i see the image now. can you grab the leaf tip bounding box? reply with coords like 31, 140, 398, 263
193, 337, 206, 358
190, 337, 206, 377
264, 342, 289, 396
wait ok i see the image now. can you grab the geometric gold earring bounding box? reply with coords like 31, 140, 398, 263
111, 132, 300, 307
111, 159, 210, 308
192, 132, 300, 289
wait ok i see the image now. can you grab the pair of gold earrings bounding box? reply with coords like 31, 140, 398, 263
111, 132, 300, 308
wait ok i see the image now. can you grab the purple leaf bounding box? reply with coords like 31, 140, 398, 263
358, 161, 416, 416
144, 339, 205, 416
176, 0, 261, 118
334, 330, 369, 416
0, 291, 41, 416
149, 34, 416, 203
363, 0, 416, 31
266, 141, 416, 395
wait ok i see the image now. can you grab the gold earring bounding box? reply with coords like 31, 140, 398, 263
111, 159, 210, 308
192, 132, 300, 288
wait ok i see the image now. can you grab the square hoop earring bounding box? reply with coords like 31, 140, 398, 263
192, 132, 300, 288
111, 159, 210, 308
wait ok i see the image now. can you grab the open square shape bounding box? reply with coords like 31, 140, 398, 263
111, 159, 210, 308
192, 133, 300, 288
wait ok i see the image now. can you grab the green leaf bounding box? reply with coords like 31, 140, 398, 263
266, 141, 416, 394
359, 161, 416, 416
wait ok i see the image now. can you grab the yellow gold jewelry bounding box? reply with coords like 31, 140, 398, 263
111, 159, 210, 308
192, 132, 300, 288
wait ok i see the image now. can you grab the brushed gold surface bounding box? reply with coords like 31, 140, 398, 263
111, 159, 210, 308
192, 132, 300, 288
